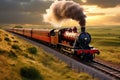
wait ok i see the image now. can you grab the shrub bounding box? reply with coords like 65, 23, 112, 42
12, 44, 20, 50
8, 50, 17, 58
11, 37, 14, 39
0, 49, 7, 54
7, 42, 11, 45
14, 26, 23, 28
23, 54, 35, 60
20, 66, 43, 80
0, 38, 2, 41
27, 47, 37, 54
13, 40, 19, 43
5, 34, 8, 36
4, 37, 11, 42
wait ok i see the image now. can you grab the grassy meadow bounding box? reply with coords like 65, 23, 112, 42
87, 26, 120, 64
0, 29, 96, 80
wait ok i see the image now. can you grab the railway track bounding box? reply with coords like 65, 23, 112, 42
66, 52, 120, 80
88, 61, 120, 80
61, 48, 120, 80
64, 51, 120, 80
9, 31, 120, 80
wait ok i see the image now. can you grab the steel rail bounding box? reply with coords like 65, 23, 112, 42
88, 61, 120, 80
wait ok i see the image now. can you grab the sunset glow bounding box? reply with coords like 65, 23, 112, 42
82, 5, 120, 26
0, 0, 120, 26
62, 4, 120, 26
81, 0, 87, 3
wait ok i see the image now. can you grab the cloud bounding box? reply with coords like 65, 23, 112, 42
0, 0, 52, 12
0, 0, 52, 24
87, 13, 120, 26
87, 13, 105, 16
0, 11, 43, 25
89, 0, 120, 8
100, 14, 120, 25
0, 0, 120, 25
105, 14, 120, 23
74, 0, 120, 8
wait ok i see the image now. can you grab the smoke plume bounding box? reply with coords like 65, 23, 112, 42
43, 0, 86, 28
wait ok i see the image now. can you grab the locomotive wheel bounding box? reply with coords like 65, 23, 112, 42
87, 54, 94, 61
48, 43, 51, 46
83, 54, 89, 61
79, 53, 86, 61
79, 53, 93, 61
60, 47, 63, 53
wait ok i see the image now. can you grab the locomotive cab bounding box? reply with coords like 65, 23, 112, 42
50, 29, 59, 45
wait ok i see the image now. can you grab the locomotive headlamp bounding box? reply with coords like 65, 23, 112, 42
84, 37, 87, 40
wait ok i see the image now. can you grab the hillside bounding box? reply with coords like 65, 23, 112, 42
0, 29, 95, 80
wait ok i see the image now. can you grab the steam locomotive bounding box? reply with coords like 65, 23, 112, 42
9, 27, 100, 61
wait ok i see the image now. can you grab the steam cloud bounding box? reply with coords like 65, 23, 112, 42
43, 0, 86, 28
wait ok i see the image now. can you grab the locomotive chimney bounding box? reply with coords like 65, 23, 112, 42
81, 27, 85, 32
79, 16, 86, 32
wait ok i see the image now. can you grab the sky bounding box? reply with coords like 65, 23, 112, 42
0, 0, 120, 26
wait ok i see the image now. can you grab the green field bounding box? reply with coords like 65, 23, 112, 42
87, 26, 120, 64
